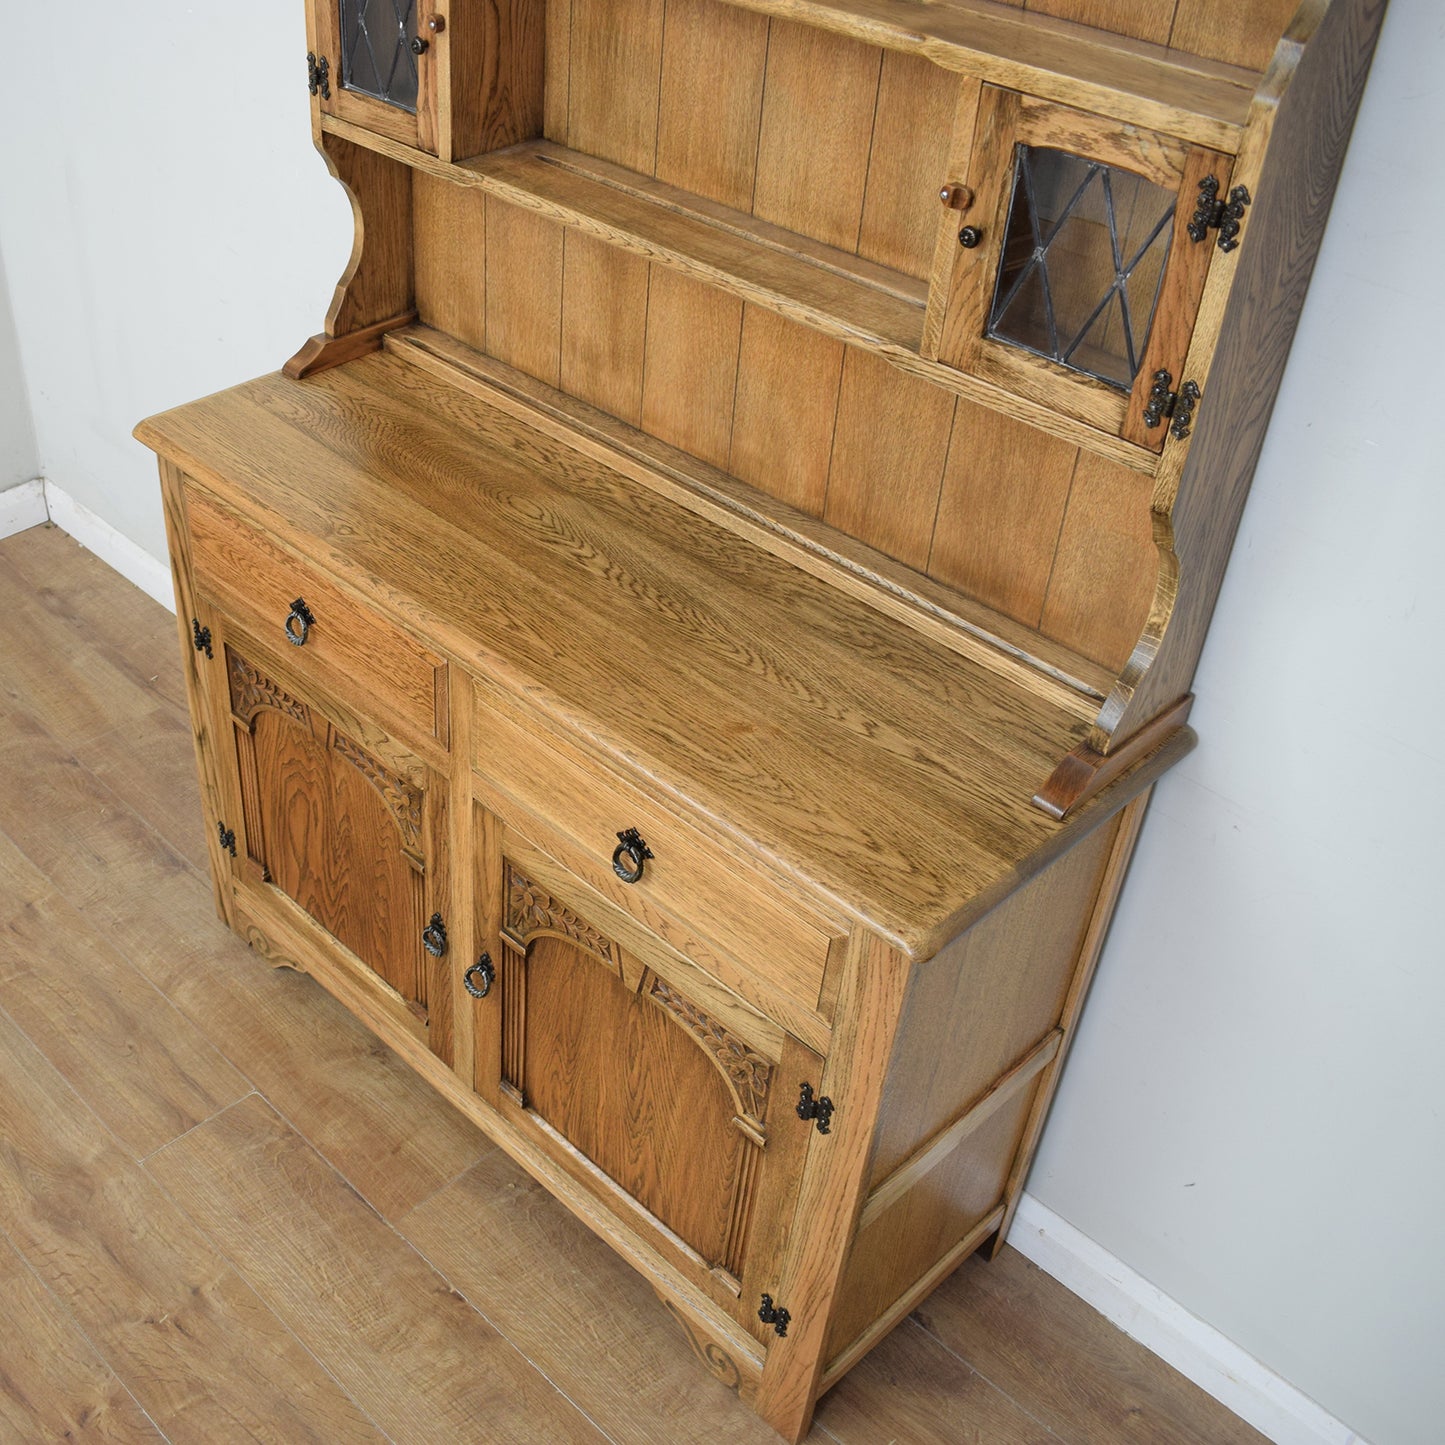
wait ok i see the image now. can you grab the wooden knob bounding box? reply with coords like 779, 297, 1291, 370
426, 14, 446, 33
939, 184, 974, 211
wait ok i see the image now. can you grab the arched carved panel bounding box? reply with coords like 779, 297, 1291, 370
228, 649, 308, 728
331, 728, 423, 862
503, 860, 622, 972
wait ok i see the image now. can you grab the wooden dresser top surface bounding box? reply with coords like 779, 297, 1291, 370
137, 350, 1190, 956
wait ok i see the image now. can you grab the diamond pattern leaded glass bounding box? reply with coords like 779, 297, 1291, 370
987, 146, 1177, 391
340, 0, 419, 114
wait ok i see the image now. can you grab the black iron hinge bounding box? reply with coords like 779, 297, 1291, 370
307, 51, 331, 99
191, 618, 213, 659
1188, 176, 1251, 253
218, 822, 237, 857
1142, 370, 1202, 441
758, 1294, 791, 1338
796, 1081, 834, 1135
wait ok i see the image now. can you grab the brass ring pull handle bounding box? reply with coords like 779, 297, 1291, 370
421, 912, 448, 958
464, 952, 495, 999
612, 828, 654, 884
284, 598, 315, 647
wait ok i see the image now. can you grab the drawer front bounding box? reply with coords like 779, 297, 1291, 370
187, 487, 447, 747
473, 682, 842, 1018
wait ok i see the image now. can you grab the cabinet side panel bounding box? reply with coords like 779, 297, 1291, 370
448, 0, 545, 158
825, 1087, 1036, 1358
867, 813, 1121, 1189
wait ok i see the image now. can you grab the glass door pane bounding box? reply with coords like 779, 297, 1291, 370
339, 0, 420, 113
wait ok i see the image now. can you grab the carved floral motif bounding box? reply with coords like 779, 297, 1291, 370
647, 976, 772, 1129
504, 862, 621, 970
330, 729, 423, 857
228, 650, 308, 727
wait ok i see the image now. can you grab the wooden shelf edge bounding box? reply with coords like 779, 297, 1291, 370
1034, 695, 1195, 820
283, 310, 418, 380
710, 0, 1256, 150
387, 325, 1116, 717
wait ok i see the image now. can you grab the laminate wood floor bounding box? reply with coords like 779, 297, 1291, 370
0, 523, 1267, 1445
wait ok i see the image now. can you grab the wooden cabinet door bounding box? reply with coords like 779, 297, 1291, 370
309, 0, 438, 153
471, 818, 818, 1341
215, 630, 453, 1062
938, 87, 1231, 451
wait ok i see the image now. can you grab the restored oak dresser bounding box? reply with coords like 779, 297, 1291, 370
135, 1, 1383, 1437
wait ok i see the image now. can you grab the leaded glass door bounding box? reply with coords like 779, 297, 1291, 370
309, 0, 437, 153
937, 88, 1231, 453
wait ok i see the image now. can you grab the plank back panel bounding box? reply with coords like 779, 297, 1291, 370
484, 197, 565, 386
641, 267, 745, 470
561, 231, 650, 425
928, 402, 1079, 627
1171, 0, 1301, 72
1038, 451, 1157, 670
565, 0, 666, 173
654, 0, 770, 211
1025, 0, 1174, 44
413, 173, 487, 351
752, 20, 883, 252
857, 52, 962, 280
824, 351, 956, 572
729, 307, 845, 517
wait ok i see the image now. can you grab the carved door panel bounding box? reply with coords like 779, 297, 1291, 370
221, 639, 452, 1060
475, 824, 818, 1341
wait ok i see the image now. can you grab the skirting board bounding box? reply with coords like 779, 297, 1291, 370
3, 479, 176, 612
0, 478, 47, 537
1, 478, 1367, 1445
1009, 1195, 1371, 1445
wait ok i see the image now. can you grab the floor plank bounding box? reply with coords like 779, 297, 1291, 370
148, 1093, 611, 1445
914, 1252, 1270, 1445
0, 1010, 386, 1442
0, 831, 249, 1160
402, 1146, 828, 1444
0, 1229, 165, 1444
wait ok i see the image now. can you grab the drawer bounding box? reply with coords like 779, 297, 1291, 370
473, 681, 843, 1018
187, 487, 448, 747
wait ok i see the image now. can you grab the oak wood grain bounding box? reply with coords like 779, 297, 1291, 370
641, 265, 745, 469
413, 169, 488, 349
566, 0, 666, 173
655, 0, 771, 211
1171, 0, 1301, 72
824, 348, 957, 570
561, 227, 650, 425
752, 19, 882, 252
485, 194, 564, 384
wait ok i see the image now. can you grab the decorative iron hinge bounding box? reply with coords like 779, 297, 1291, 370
796, 1081, 834, 1135
191, 619, 213, 659
758, 1294, 791, 1338
1187, 176, 1251, 253
1142, 370, 1202, 441
306, 52, 331, 99
218, 822, 237, 857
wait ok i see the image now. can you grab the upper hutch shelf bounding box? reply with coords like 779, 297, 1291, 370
700, 0, 1260, 147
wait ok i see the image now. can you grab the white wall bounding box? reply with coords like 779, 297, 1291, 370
0, 0, 351, 560
0, 240, 38, 490
0, 5, 1437, 1444
1029, 6, 1444, 1444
